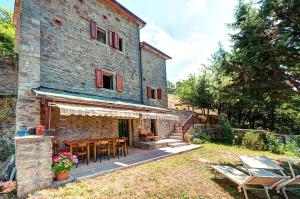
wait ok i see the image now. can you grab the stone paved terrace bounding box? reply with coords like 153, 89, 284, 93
69, 144, 201, 180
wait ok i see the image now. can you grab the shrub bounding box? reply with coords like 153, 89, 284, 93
242, 131, 265, 151
199, 130, 211, 143
285, 140, 299, 154
220, 121, 234, 144
0, 139, 14, 162
192, 138, 203, 145
266, 134, 285, 154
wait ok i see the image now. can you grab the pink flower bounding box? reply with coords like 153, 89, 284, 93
52, 156, 62, 164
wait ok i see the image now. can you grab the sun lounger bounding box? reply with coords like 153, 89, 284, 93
276, 158, 300, 199
212, 165, 289, 199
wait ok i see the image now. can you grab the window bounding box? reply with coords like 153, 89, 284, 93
103, 74, 113, 90
119, 38, 123, 51
97, 27, 106, 44
151, 88, 156, 99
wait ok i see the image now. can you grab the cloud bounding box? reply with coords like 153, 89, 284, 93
141, 20, 220, 83
186, 0, 206, 15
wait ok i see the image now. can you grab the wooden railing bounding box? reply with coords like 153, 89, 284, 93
181, 114, 195, 143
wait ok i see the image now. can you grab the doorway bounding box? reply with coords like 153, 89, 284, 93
118, 119, 129, 145
150, 119, 157, 136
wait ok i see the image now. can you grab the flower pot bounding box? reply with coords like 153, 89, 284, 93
55, 172, 69, 181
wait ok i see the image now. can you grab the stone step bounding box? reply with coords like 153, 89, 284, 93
169, 135, 183, 140
168, 142, 188, 148
171, 132, 182, 136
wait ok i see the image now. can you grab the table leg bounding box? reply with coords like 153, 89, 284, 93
113, 141, 116, 159
94, 143, 97, 162
87, 144, 90, 164
108, 144, 110, 160
70, 144, 73, 155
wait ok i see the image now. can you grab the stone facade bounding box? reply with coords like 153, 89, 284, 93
38, 0, 142, 102
141, 49, 168, 108
50, 108, 118, 148
15, 136, 53, 198
0, 57, 18, 96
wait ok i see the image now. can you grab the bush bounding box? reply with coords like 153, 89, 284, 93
220, 121, 234, 144
199, 130, 211, 143
266, 134, 285, 154
285, 140, 299, 154
0, 139, 14, 162
192, 138, 203, 145
242, 131, 265, 151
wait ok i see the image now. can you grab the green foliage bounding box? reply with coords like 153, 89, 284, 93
176, 72, 214, 115
266, 134, 285, 154
167, 81, 176, 94
285, 141, 299, 155
220, 120, 234, 144
0, 6, 15, 59
191, 138, 203, 145
0, 140, 14, 162
242, 131, 265, 151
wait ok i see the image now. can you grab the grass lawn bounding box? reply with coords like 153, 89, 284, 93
30, 143, 299, 199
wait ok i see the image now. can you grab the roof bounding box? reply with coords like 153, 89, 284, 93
102, 0, 146, 28
141, 41, 172, 60
13, 0, 146, 29
33, 87, 170, 113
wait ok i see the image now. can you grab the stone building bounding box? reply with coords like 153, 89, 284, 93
13, 0, 178, 196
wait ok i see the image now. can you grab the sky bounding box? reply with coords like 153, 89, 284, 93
0, 0, 238, 83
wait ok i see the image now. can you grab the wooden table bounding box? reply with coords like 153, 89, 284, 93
63, 140, 91, 163
63, 138, 126, 163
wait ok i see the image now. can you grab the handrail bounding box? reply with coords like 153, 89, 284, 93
181, 114, 195, 143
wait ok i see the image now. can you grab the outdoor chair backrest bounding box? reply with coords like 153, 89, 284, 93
246, 176, 287, 186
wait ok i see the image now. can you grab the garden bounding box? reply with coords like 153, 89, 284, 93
29, 143, 299, 199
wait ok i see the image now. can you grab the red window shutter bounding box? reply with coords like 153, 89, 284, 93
108, 30, 114, 47
95, 69, 103, 88
90, 20, 97, 39
157, 88, 162, 100
116, 74, 123, 92
114, 32, 119, 49
147, 86, 152, 99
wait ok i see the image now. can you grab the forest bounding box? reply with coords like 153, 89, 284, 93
168, 0, 300, 135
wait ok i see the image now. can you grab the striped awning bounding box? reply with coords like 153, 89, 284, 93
50, 103, 179, 121
141, 112, 179, 121
51, 103, 140, 118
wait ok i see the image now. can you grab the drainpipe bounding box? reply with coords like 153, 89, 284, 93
138, 30, 144, 104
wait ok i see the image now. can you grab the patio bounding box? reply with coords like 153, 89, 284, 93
69, 144, 200, 180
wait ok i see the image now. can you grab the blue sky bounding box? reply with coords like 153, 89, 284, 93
1, 0, 238, 83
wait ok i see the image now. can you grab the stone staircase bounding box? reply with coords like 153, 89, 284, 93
168, 124, 189, 147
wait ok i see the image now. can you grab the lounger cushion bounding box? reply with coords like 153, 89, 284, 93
212, 165, 250, 185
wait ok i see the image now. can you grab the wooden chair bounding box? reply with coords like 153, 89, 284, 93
116, 138, 127, 159
139, 130, 155, 142
73, 142, 89, 165
96, 140, 110, 163
121, 137, 129, 155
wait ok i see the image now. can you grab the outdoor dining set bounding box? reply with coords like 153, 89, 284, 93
212, 156, 300, 199
52, 137, 128, 165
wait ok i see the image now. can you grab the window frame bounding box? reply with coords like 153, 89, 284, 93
150, 88, 157, 100
118, 37, 124, 52
96, 26, 107, 45
102, 69, 116, 91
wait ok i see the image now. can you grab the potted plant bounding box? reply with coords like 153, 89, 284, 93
51, 152, 78, 181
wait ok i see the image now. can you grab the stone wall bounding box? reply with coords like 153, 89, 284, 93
15, 136, 53, 198
37, 0, 142, 103
15, 4, 42, 131
0, 97, 17, 142
141, 48, 168, 108
0, 57, 18, 96
50, 108, 118, 149
131, 119, 174, 142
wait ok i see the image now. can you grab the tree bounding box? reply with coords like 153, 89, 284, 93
176, 73, 214, 115
167, 81, 176, 94
0, 6, 15, 59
